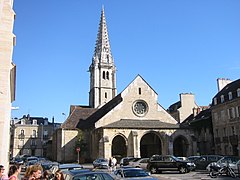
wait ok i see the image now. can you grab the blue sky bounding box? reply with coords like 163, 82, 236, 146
12, 0, 240, 122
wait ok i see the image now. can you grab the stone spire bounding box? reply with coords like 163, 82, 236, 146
89, 7, 117, 108
93, 6, 113, 64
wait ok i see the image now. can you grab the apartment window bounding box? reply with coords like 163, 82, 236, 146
237, 88, 240, 97
237, 106, 240, 117
20, 129, 24, 135
228, 108, 235, 119
228, 92, 232, 100
214, 98, 217, 105
220, 95, 224, 103
32, 130, 36, 138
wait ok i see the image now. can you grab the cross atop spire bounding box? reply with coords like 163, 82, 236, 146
93, 7, 113, 64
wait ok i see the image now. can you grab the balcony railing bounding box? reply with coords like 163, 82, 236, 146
18, 134, 25, 139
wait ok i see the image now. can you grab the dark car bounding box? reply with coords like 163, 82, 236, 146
114, 167, 158, 179
147, 155, 194, 174
93, 158, 109, 169
63, 171, 114, 180
194, 155, 223, 170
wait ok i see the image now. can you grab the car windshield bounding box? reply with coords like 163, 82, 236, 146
123, 169, 149, 178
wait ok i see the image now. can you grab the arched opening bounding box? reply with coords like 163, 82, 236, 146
173, 136, 188, 157
112, 135, 127, 161
140, 132, 162, 158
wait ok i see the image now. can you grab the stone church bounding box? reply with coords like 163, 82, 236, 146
52, 8, 201, 163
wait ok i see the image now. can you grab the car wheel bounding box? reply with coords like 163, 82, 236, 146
150, 166, 157, 174
179, 166, 187, 174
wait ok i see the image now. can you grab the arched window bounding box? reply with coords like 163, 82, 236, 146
138, 88, 142, 95
103, 71, 106, 79
106, 71, 109, 80
105, 92, 107, 98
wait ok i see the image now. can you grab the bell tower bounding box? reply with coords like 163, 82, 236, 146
89, 7, 117, 108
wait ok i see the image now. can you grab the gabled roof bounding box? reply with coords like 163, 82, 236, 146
61, 106, 97, 129
121, 74, 158, 96
212, 79, 240, 106
103, 119, 179, 129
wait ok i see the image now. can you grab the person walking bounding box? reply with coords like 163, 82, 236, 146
0, 165, 8, 180
8, 164, 21, 180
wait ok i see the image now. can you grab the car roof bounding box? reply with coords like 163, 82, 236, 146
59, 164, 83, 168
63, 169, 91, 175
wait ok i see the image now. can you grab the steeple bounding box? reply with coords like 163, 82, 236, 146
93, 6, 113, 64
89, 7, 117, 108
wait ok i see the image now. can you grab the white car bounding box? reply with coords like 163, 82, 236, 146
128, 158, 149, 169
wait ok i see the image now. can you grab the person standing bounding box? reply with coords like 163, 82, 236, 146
108, 157, 112, 172
8, 164, 21, 180
112, 157, 117, 171
0, 165, 8, 180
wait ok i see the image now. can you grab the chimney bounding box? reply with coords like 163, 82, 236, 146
217, 78, 232, 92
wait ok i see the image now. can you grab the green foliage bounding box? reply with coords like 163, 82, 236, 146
74, 129, 87, 155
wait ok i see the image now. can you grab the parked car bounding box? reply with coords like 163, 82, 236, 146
50, 163, 83, 174
187, 156, 201, 162
114, 167, 158, 179
147, 155, 194, 174
63, 171, 114, 180
93, 158, 109, 169
194, 155, 223, 170
21, 159, 39, 172
120, 157, 136, 166
128, 158, 149, 169
206, 156, 240, 172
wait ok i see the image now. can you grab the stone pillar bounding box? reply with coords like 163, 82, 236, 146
168, 136, 173, 155
132, 131, 139, 157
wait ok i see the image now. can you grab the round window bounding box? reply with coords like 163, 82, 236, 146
133, 100, 148, 117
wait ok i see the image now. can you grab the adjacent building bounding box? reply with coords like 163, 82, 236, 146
10, 115, 61, 159
211, 78, 240, 156
0, 0, 16, 166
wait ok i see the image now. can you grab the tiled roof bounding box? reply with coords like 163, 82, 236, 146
103, 119, 179, 129
61, 106, 97, 129
77, 94, 123, 129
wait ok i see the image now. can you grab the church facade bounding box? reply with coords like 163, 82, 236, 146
52, 8, 199, 163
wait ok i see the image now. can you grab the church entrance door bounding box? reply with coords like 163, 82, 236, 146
140, 132, 161, 158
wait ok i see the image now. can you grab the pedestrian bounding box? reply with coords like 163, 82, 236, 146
108, 157, 112, 172
27, 164, 43, 180
8, 164, 21, 180
54, 170, 64, 180
112, 157, 117, 171
0, 165, 8, 180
